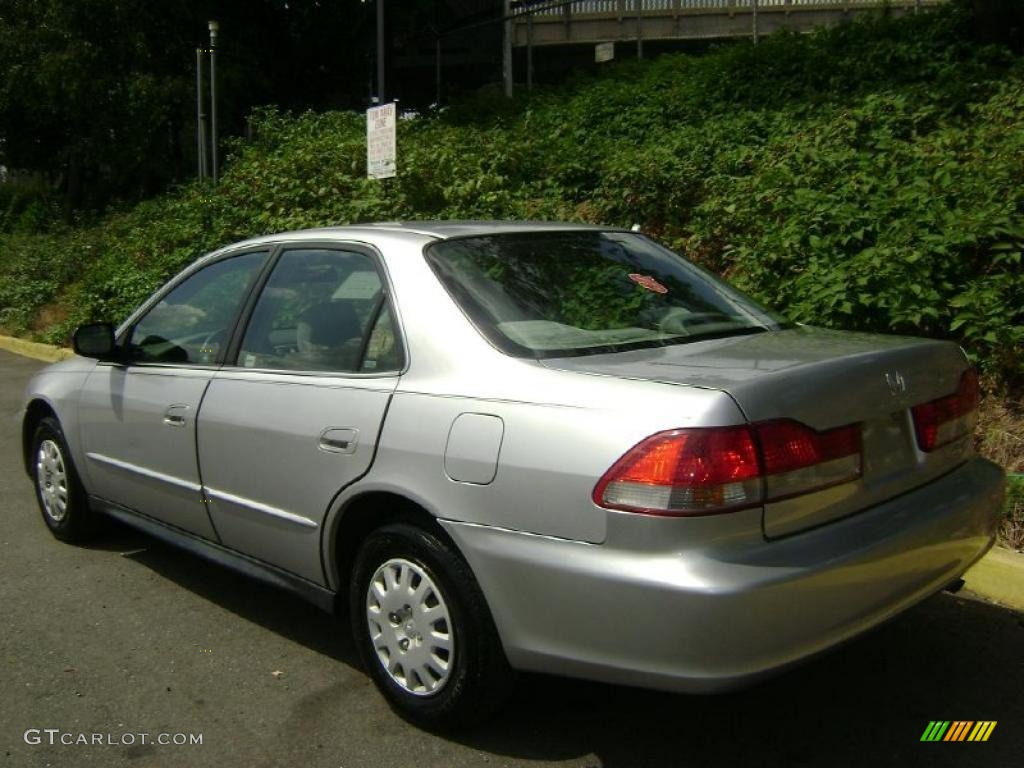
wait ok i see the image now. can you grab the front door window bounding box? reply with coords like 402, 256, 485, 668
128, 252, 266, 364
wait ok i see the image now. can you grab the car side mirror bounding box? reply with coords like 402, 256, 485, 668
72, 323, 119, 361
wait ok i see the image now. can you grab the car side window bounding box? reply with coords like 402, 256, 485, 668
237, 248, 402, 374
128, 252, 266, 365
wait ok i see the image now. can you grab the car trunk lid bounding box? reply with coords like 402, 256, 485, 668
542, 327, 973, 537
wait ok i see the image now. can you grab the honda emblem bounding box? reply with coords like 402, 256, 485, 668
885, 371, 907, 397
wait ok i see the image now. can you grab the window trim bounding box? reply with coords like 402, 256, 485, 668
223, 240, 409, 379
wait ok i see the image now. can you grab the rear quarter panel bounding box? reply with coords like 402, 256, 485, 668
336, 363, 746, 544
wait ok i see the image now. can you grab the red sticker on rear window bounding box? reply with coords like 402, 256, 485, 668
628, 273, 668, 294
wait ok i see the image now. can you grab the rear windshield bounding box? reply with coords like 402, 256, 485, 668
424, 231, 791, 358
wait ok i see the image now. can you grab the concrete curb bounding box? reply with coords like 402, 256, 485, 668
0, 332, 1022, 612
0, 335, 74, 363
964, 546, 1024, 612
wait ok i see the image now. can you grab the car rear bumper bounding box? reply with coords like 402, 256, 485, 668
441, 457, 1004, 693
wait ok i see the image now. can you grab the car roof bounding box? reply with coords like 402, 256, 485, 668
362, 220, 624, 238
215, 220, 628, 253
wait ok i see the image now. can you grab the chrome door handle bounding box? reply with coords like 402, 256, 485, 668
319, 428, 358, 454
163, 404, 189, 427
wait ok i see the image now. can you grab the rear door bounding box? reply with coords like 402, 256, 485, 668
196, 244, 404, 584
78, 250, 268, 538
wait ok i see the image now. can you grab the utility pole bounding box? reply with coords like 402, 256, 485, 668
637, 0, 644, 59
435, 37, 442, 105
527, 13, 534, 91
377, 0, 386, 102
208, 20, 219, 183
503, 0, 513, 98
752, 0, 759, 45
195, 48, 207, 180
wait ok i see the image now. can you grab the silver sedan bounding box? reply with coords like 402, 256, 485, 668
21, 222, 1004, 729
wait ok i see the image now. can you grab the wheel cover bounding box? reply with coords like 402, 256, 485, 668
36, 439, 69, 523
365, 557, 454, 697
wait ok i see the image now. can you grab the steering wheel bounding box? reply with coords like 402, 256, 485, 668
197, 327, 227, 359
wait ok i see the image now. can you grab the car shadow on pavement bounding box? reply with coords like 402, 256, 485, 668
459, 595, 1023, 768
96, 518, 353, 665
104, 518, 1023, 768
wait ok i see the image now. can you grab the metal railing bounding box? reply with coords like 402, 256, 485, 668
505, 0, 941, 95
514, 0, 935, 17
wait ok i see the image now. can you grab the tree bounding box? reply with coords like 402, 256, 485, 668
0, 0, 199, 216
0, 0, 381, 222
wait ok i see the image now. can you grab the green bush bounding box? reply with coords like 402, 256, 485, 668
1, 2, 1022, 390
0, 175, 60, 234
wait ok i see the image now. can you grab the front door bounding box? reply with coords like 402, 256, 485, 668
77, 250, 268, 538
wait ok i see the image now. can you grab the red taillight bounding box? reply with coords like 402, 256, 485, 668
911, 369, 979, 452
593, 419, 862, 516
756, 420, 862, 502
592, 427, 761, 516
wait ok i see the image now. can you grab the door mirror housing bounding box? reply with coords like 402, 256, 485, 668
72, 323, 119, 361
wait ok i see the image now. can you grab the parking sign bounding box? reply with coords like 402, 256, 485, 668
367, 102, 396, 180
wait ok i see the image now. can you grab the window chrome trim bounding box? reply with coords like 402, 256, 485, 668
95, 361, 221, 374
86, 453, 202, 492
214, 366, 401, 381
204, 486, 319, 529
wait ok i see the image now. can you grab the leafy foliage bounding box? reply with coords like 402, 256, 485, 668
1, 3, 1022, 391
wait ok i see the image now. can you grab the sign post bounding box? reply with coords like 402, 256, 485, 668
366, 102, 397, 180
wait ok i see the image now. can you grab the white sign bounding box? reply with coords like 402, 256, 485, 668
367, 102, 396, 180
595, 42, 615, 63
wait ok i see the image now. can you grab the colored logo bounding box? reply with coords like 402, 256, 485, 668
920, 721, 996, 742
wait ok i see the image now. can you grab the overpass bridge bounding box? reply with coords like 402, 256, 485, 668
501, 0, 944, 93
510, 0, 943, 48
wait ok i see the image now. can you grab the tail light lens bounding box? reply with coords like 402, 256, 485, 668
757, 420, 862, 502
593, 419, 862, 516
912, 369, 979, 452
593, 427, 761, 515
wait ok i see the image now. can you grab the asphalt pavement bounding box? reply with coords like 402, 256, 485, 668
1, 349, 1021, 768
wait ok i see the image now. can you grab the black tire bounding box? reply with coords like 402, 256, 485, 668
30, 416, 96, 543
350, 522, 515, 730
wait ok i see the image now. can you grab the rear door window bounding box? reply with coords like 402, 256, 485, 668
236, 247, 402, 373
